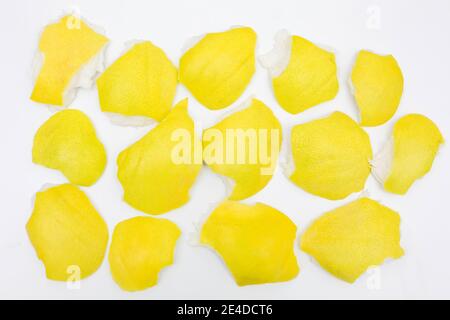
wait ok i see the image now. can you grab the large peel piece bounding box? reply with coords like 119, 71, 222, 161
26, 184, 109, 281
31, 15, 108, 106
200, 201, 299, 286
179, 27, 256, 110
97, 41, 177, 123
32, 109, 106, 186
109, 216, 181, 292
202, 98, 282, 200
289, 112, 372, 200
301, 198, 404, 283
372, 114, 444, 194
117, 99, 201, 214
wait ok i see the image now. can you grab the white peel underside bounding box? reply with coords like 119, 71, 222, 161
371, 137, 394, 185
259, 30, 292, 78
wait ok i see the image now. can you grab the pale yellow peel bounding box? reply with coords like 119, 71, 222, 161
32, 109, 106, 186
202, 98, 282, 200
301, 198, 404, 283
381, 114, 444, 194
268, 34, 339, 114
31, 15, 108, 106
97, 41, 177, 122
117, 99, 202, 214
179, 27, 256, 110
351, 50, 404, 127
109, 216, 181, 292
290, 112, 373, 200
200, 201, 299, 286
26, 184, 109, 281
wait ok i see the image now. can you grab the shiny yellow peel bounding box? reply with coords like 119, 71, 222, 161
351, 50, 404, 127
301, 198, 404, 283
179, 27, 256, 110
203, 98, 282, 200
117, 99, 201, 214
97, 41, 177, 122
273, 35, 338, 114
290, 112, 372, 200
32, 110, 106, 186
384, 114, 444, 194
201, 201, 299, 286
31, 15, 108, 106
109, 217, 181, 292
26, 184, 109, 281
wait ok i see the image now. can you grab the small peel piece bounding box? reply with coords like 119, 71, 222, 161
32, 109, 106, 186
179, 27, 256, 110
351, 50, 404, 127
372, 114, 444, 195
97, 41, 177, 123
301, 197, 404, 283
260, 31, 338, 114
117, 99, 201, 214
203, 98, 282, 200
200, 201, 299, 286
26, 184, 109, 281
109, 216, 181, 292
289, 112, 373, 200
31, 15, 108, 106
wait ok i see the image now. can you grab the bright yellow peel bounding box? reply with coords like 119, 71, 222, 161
373, 114, 444, 195
201, 201, 299, 286
26, 184, 109, 281
301, 198, 404, 283
32, 109, 106, 186
179, 27, 256, 110
109, 216, 181, 292
117, 99, 201, 214
289, 112, 372, 200
203, 98, 282, 200
31, 15, 108, 106
262, 33, 339, 114
351, 50, 404, 127
97, 41, 177, 122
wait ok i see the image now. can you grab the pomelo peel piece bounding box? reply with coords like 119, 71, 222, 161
289, 111, 373, 200
109, 216, 181, 292
32, 109, 106, 186
200, 201, 299, 286
202, 98, 282, 200
179, 27, 256, 110
351, 50, 404, 127
117, 99, 202, 214
372, 114, 444, 194
31, 15, 108, 106
301, 197, 404, 283
26, 184, 109, 281
261, 31, 338, 114
97, 41, 177, 123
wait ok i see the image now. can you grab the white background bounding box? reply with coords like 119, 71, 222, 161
0, 0, 449, 300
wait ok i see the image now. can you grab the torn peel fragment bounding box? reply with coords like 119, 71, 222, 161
179, 27, 256, 110
301, 198, 404, 283
202, 98, 282, 200
117, 99, 202, 215
32, 109, 106, 186
26, 184, 109, 281
289, 111, 372, 200
371, 114, 444, 195
260, 31, 338, 114
31, 15, 108, 106
97, 41, 177, 123
109, 216, 181, 292
200, 201, 299, 286
351, 50, 404, 127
